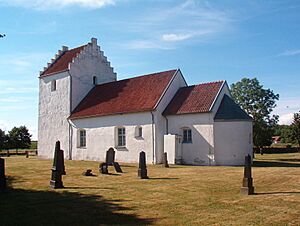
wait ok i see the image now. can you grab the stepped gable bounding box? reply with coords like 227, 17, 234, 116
163, 81, 224, 115
69, 69, 177, 119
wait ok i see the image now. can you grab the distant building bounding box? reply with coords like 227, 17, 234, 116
272, 136, 281, 144
38, 38, 252, 165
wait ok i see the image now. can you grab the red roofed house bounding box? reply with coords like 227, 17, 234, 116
38, 38, 252, 165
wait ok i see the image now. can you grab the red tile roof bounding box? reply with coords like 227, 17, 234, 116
41, 45, 85, 77
163, 81, 224, 115
69, 69, 177, 119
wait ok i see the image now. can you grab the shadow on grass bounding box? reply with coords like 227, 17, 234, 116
256, 191, 300, 195
148, 178, 179, 180
1, 176, 155, 226
253, 160, 300, 167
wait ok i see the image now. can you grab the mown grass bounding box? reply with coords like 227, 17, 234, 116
1, 153, 300, 226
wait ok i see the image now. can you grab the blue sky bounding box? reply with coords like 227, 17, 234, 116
0, 0, 300, 140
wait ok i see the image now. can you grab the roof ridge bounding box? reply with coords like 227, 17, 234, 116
95, 69, 177, 86
189, 80, 225, 87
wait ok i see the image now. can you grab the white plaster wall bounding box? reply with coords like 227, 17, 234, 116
164, 134, 178, 164
214, 121, 253, 165
70, 112, 154, 163
154, 70, 187, 163
70, 40, 116, 111
38, 71, 71, 159
166, 113, 215, 165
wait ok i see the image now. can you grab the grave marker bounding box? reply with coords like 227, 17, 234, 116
138, 151, 148, 179
50, 141, 66, 189
240, 154, 255, 195
0, 157, 6, 191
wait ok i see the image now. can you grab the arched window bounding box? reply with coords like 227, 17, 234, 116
93, 76, 97, 85
182, 127, 192, 143
135, 126, 143, 138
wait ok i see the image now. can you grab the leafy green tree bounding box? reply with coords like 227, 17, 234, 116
8, 126, 32, 150
291, 112, 300, 146
0, 129, 5, 150
231, 78, 279, 148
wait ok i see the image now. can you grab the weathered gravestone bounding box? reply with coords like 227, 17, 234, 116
26, 151, 29, 158
106, 148, 115, 166
138, 151, 148, 179
82, 169, 94, 176
50, 141, 66, 189
99, 162, 108, 174
103, 147, 122, 173
163, 152, 169, 168
240, 154, 255, 195
0, 157, 6, 191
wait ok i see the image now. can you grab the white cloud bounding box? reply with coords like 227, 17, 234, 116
162, 33, 193, 42
116, 0, 233, 50
279, 113, 294, 125
0, 0, 115, 10
278, 49, 300, 57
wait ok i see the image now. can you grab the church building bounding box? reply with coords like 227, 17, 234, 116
38, 38, 252, 165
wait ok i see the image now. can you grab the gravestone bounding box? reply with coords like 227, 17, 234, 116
138, 151, 148, 179
99, 162, 108, 174
113, 162, 123, 173
106, 148, 115, 166
0, 157, 6, 191
240, 154, 255, 195
26, 151, 29, 158
6, 150, 9, 157
163, 152, 169, 168
50, 141, 66, 189
82, 169, 94, 176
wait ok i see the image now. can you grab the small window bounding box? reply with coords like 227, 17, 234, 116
135, 126, 143, 138
51, 80, 56, 91
79, 130, 86, 147
182, 128, 192, 143
117, 127, 126, 147
93, 76, 97, 85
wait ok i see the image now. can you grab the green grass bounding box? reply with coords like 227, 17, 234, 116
1, 153, 300, 225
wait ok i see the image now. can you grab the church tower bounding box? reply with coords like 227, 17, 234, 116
38, 38, 116, 159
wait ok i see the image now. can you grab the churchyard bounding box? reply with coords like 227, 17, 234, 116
1, 153, 300, 226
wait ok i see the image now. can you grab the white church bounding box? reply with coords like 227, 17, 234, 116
38, 38, 252, 165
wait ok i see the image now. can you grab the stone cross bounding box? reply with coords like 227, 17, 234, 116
106, 148, 115, 166
240, 154, 255, 195
0, 157, 6, 191
50, 141, 66, 189
163, 152, 169, 168
138, 151, 148, 179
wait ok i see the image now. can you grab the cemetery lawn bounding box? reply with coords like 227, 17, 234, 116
1, 153, 300, 226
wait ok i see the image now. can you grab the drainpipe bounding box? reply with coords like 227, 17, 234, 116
151, 111, 155, 164
163, 115, 169, 134
68, 71, 72, 160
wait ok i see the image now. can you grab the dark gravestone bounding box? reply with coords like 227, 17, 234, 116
6, 150, 9, 157
26, 151, 29, 158
99, 162, 108, 174
138, 151, 148, 179
50, 141, 66, 189
240, 154, 255, 195
163, 152, 169, 168
106, 148, 115, 166
0, 157, 6, 191
82, 169, 94, 176
113, 162, 123, 173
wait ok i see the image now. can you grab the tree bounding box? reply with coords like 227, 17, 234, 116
0, 129, 5, 150
291, 112, 300, 146
8, 126, 32, 150
231, 78, 279, 148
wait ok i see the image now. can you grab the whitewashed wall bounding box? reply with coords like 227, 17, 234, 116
154, 70, 187, 163
70, 38, 116, 111
214, 121, 253, 165
70, 112, 154, 163
166, 113, 215, 165
38, 71, 71, 159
